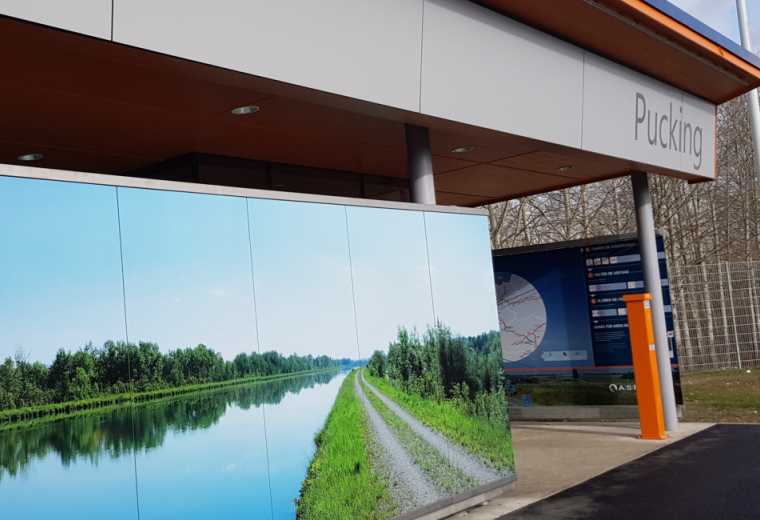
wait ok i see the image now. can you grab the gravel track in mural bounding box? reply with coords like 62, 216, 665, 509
352, 373, 441, 511
359, 371, 504, 484
354, 370, 507, 514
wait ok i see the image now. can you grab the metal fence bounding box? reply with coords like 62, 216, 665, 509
670, 261, 760, 371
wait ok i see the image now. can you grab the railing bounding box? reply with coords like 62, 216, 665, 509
670, 261, 760, 371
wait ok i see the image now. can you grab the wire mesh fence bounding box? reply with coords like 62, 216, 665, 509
670, 261, 760, 371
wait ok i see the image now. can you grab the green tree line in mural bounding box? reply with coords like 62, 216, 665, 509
0, 341, 338, 411
367, 326, 506, 424
0, 371, 338, 480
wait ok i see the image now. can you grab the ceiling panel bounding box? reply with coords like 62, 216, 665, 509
494, 149, 619, 176
434, 164, 569, 199
432, 155, 477, 174
429, 131, 538, 163
435, 190, 490, 206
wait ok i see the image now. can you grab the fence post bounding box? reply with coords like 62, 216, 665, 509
724, 262, 743, 369
670, 267, 689, 366
681, 269, 698, 366
717, 262, 732, 369
749, 266, 760, 363
701, 263, 717, 368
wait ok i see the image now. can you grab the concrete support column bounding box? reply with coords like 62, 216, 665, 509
405, 124, 436, 205
631, 172, 679, 432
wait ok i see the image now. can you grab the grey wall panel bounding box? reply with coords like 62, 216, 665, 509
680, 92, 716, 177
112, 0, 423, 112
0, 0, 111, 39
582, 53, 716, 179
420, 0, 584, 149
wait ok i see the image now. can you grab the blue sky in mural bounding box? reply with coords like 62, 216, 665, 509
118, 187, 257, 360
346, 206, 435, 356
0, 176, 499, 364
250, 198, 358, 361
0, 177, 125, 364
424, 212, 500, 337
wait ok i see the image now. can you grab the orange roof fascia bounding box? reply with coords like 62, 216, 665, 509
611, 0, 760, 82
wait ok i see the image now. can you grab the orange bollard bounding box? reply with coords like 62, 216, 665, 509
623, 293, 668, 440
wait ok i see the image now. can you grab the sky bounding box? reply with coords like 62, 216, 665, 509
0, 176, 500, 364
669, 0, 760, 52
118, 187, 258, 361
0, 177, 126, 364
346, 206, 435, 357
250, 198, 358, 361
424, 212, 501, 340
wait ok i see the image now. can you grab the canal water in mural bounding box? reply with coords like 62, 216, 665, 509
0, 371, 344, 519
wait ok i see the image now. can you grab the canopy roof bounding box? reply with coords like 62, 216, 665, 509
1, 1, 758, 206
479, 0, 760, 103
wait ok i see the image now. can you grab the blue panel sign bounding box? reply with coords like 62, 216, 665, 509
493, 234, 683, 407
583, 237, 678, 368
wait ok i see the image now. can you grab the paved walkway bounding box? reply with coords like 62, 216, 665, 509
502, 424, 760, 519
447, 421, 712, 519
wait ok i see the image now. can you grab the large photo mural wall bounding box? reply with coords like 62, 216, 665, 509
0, 176, 514, 520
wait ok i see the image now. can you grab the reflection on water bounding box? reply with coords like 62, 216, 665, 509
0, 370, 343, 520
0, 370, 338, 479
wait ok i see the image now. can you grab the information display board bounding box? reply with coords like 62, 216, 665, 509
493, 234, 683, 407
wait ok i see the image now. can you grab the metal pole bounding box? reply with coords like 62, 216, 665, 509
405, 124, 436, 204
736, 0, 760, 180
631, 172, 679, 432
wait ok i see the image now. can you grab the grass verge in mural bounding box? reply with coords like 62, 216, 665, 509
297, 370, 394, 520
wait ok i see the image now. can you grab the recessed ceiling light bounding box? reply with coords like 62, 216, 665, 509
231, 105, 260, 115
17, 153, 43, 162
557, 165, 574, 172
450, 145, 475, 154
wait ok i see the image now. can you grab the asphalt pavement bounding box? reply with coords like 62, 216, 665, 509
500, 424, 760, 520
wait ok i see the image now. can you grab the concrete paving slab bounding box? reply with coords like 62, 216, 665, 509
447, 422, 713, 519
